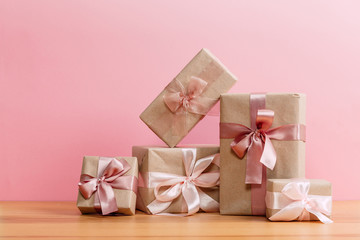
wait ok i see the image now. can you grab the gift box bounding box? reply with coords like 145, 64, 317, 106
132, 145, 220, 215
77, 156, 138, 215
140, 48, 237, 148
219, 93, 306, 215
266, 179, 332, 223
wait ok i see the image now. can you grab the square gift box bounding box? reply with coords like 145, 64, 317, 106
77, 156, 138, 215
220, 93, 306, 215
140, 48, 237, 148
132, 145, 220, 215
266, 179, 332, 223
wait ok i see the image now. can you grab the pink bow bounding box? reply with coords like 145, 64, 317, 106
220, 93, 306, 184
163, 77, 218, 135
266, 181, 333, 223
146, 149, 220, 215
78, 157, 137, 215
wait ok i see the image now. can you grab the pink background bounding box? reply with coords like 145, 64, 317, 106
1, 1, 359, 201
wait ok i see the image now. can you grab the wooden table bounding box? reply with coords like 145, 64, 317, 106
1, 201, 360, 239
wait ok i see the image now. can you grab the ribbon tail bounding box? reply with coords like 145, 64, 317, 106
306, 206, 333, 224
97, 182, 118, 215
147, 199, 173, 215
259, 135, 277, 170
148, 181, 183, 214
231, 134, 252, 159
182, 182, 200, 215
197, 187, 219, 212
269, 201, 305, 222
245, 137, 264, 184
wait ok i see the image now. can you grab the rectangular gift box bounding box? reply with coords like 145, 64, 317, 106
220, 93, 306, 215
77, 156, 138, 215
140, 48, 237, 148
266, 179, 332, 222
132, 145, 219, 214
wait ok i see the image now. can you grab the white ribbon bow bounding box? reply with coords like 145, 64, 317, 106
145, 148, 220, 215
266, 180, 333, 224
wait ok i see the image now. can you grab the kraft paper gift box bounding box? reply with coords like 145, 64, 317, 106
77, 156, 138, 215
132, 145, 220, 215
220, 93, 306, 215
266, 179, 332, 223
140, 48, 237, 148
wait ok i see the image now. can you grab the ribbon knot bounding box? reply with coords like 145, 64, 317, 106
163, 77, 218, 136
253, 129, 265, 141
220, 94, 306, 184
267, 181, 333, 224
179, 93, 192, 109
146, 149, 220, 215
78, 157, 137, 215
184, 176, 194, 183
97, 176, 105, 184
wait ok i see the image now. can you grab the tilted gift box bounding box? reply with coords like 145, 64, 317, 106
220, 93, 306, 215
77, 156, 138, 215
132, 145, 220, 215
266, 179, 332, 223
140, 48, 237, 148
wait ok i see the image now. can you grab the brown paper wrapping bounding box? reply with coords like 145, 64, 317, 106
140, 48, 237, 148
132, 145, 219, 214
76, 156, 138, 215
266, 179, 332, 220
220, 93, 306, 215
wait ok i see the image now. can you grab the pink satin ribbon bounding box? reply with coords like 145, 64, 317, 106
220, 93, 306, 184
145, 149, 220, 215
265, 180, 333, 224
78, 157, 137, 215
163, 77, 218, 136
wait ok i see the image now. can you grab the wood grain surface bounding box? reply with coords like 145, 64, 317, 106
1, 201, 359, 239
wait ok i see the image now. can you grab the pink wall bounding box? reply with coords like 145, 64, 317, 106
1, 0, 359, 201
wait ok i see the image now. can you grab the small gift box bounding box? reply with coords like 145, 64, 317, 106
219, 93, 306, 215
140, 48, 237, 148
266, 179, 332, 223
132, 145, 220, 215
77, 156, 138, 215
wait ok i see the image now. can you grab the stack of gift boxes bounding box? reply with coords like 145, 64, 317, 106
77, 49, 333, 223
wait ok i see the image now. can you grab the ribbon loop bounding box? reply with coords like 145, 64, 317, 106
182, 182, 200, 215
146, 150, 220, 215
256, 109, 274, 131
78, 175, 98, 199
155, 182, 183, 202
281, 181, 310, 200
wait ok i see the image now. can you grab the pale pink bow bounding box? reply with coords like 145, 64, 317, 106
163, 77, 218, 135
78, 158, 137, 215
146, 149, 220, 215
267, 181, 333, 223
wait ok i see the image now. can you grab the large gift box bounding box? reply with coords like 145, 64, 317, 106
132, 145, 220, 215
140, 48, 237, 148
77, 156, 138, 215
266, 179, 332, 223
219, 93, 306, 215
